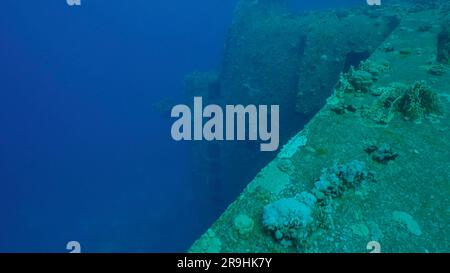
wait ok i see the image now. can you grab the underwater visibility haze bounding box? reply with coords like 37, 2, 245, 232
0, 0, 449, 253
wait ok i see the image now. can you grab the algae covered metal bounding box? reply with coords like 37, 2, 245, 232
189, 0, 450, 253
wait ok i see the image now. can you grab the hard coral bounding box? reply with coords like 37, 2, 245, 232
263, 198, 313, 231
397, 81, 441, 121
336, 60, 389, 94
365, 81, 441, 124
262, 197, 314, 242
365, 144, 399, 164
348, 69, 375, 93
364, 82, 407, 125
313, 160, 374, 199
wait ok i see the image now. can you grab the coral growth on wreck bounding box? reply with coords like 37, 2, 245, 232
364, 81, 441, 124
262, 197, 314, 247
336, 60, 390, 94
397, 81, 441, 121
262, 160, 375, 250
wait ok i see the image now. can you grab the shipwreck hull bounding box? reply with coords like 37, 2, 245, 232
188, 1, 450, 253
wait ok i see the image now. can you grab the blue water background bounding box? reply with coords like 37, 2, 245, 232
0, 0, 366, 252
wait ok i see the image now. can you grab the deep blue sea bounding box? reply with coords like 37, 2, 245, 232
0, 0, 364, 253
